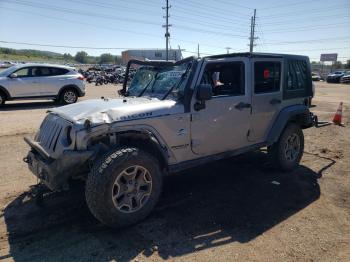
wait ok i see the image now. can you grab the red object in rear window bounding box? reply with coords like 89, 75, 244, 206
263, 69, 270, 79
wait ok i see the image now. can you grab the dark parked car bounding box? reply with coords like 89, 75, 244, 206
326, 71, 345, 83
312, 72, 321, 81
340, 71, 350, 84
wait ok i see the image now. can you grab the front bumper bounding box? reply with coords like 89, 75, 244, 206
24, 137, 94, 190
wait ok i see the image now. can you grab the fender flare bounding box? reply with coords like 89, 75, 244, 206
266, 104, 309, 145
117, 129, 170, 168
79, 124, 175, 167
0, 86, 11, 99
58, 85, 83, 97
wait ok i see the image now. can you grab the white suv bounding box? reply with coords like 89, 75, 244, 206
0, 64, 85, 105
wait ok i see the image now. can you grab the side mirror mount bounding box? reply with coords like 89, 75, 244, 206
194, 84, 212, 111
9, 73, 17, 78
196, 84, 212, 101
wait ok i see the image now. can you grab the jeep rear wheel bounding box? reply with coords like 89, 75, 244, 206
85, 147, 162, 228
60, 88, 78, 104
268, 123, 304, 171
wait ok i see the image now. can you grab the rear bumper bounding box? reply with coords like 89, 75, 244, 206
24, 137, 93, 190
78, 87, 86, 97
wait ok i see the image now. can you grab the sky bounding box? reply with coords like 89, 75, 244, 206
0, 0, 349, 62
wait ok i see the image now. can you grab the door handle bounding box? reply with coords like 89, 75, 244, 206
270, 98, 281, 105
235, 102, 251, 110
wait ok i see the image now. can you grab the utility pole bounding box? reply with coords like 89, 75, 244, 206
225, 47, 232, 54
197, 43, 200, 58
162, 0, 171, 61
249, 9, 257, 53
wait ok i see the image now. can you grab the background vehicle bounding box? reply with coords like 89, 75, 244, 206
340, 71, 350, 83
326, 71, 345, 83
24, 53, 316, 228
0, 64, 85, 105
311, 72, 321, 81
0, 61, 16, 68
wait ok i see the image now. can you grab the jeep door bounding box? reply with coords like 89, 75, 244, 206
190, 58, 252, 155
248, 58, 283, 142
7, 67, 42, 97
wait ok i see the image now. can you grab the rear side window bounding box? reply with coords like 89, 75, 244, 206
50, 67, 69, 76
287, 60, 307, 90
32, 67, 51, 77
254, 62, 281, 94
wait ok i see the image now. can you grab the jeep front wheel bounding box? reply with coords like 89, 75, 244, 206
85, 147, 162, 228
268, 123, 304, 171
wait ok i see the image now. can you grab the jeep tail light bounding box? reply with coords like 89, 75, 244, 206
77, 76, 85, 81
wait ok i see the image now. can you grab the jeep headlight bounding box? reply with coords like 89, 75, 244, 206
63, 126, 74, 146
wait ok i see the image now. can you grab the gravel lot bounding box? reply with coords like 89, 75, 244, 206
0, 82, 349, 262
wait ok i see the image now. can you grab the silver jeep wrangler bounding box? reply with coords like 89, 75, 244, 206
24, 53, 316, 228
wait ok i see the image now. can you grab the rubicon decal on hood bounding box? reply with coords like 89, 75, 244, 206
117, 112, 153, 121
48, 97, 183, 125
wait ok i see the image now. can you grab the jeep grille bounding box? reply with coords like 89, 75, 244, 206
35, 114, 71, 152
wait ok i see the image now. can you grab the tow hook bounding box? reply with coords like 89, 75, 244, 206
23, 156, 30, 164
313, 115, 332, 128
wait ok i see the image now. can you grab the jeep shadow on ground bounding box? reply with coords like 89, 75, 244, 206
0, 101, 60, 111
2, 151, 329, 262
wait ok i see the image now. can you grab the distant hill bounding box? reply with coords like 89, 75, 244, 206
0, 47, 76, 63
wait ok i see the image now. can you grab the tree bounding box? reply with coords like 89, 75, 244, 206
333, 61, 342, 69
346, 60, 350, 69
99, 53, 114, 64
114, 55, 122, 65
75, 51, 88, 63
63, 53, 73, 61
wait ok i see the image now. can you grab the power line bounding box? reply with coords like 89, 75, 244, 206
173, 0, 251, 19
0, 40, 146, 50
260, 12, 350, 26
3, 0, 250, 40
264, 36, 350, 45
171, 5, 248, 25
259, 4, 349, 20
259, 0, 318, 10
263, 22, 350, 33
2, 7, 238, 51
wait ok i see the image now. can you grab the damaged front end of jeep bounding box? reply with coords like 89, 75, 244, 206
23, 103, 172, 191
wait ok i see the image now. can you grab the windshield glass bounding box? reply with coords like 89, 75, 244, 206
126, 61, 192, 99
0, 66, 17, 77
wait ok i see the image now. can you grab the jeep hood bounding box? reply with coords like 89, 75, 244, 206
49, 97, 180, 125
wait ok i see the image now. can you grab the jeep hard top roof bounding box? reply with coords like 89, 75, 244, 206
205, 52, 309, 60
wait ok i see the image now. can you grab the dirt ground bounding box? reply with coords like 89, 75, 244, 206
0, 82, 349, 262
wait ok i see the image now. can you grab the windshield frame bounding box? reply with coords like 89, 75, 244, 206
121, 57, 195, 97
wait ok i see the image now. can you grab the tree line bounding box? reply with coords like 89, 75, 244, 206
0, 47, 122, 64
73, 51, 122, 64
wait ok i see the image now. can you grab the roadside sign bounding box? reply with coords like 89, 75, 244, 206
320, 53, 338, 62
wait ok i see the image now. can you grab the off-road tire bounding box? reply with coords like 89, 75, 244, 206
0, 91, 6, 106
59, 88, 78, 104
268, 123, 304, 172
85, 147, 163, 228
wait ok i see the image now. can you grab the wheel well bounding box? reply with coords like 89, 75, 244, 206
118, 132, 168, 170
0, 86, 9, 99
89, 131, 168, 171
